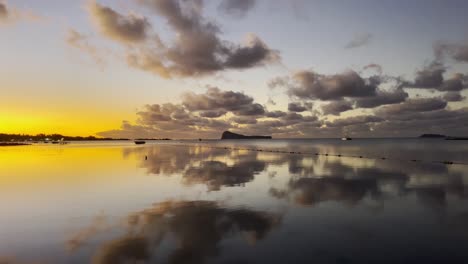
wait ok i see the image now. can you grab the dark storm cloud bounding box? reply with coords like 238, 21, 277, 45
434, 42, 468, 63
354, 88, 408, 108
89, 1, 151, 43
443, 91, 465, 102
288, 102, 307, 112
344, 33, 373, 49
287, 70, 378, 101
321, 100, 353, 115
218, 0, 256, 18
115, 0, 279, 77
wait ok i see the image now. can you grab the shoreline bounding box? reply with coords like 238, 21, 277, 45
0, 143, 31, 146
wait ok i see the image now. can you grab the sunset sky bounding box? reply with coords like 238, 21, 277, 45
1, 0, 468, 138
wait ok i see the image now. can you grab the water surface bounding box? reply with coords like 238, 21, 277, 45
1, 139, 468, 263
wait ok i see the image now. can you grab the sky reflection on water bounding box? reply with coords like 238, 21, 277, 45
1, 140, 468, 263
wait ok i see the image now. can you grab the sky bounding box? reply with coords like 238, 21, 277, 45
1, 0, 468, 138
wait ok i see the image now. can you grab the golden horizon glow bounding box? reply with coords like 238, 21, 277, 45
0, 107, 134, 136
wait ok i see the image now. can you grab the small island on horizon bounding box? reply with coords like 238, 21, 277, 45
221, 131, 272, 140
419, 134, 468, 140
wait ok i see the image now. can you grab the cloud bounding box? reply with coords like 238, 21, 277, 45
405, 61, 445, 88
265, 110, 287, 118
344, 33, 373, 49
0, 2, 7, 21
403, 62, 467, 91
98, 87, 320, 139
288, 102, 307, 112
439, 73, 467, 91
181, 87, 253, 111
354, 88, 408, 108
199, 109, 227, 118
363, 63, 383, 75
371, 107, 468, 137
231, 116, 258, 124
181, 87, 264, 116
434, 41, 468, 63
99, 87, 273, 139
443, 91, 465, 102
325, 115, 383, 128
0, 1, 44, 25
268, 76, 289, 90
218, 0, 256, 18
66, 29, 107, 66
92, 236, 149, 264
97, 69, 468, 139
89, 0, 279, 78
321, 100, 353, 115
375, 97, 447, 117
88, 1, 151, 44
287, 70, 379, 101
271, 68, 409, 112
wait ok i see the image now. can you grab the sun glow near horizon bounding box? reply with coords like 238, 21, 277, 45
0, 108, 132, 136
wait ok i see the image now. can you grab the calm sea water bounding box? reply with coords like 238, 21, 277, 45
1, 139, 468, 263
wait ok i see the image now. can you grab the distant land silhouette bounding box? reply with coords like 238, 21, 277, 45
135, 138, 171, 140
419, 134, 447, 138
419, 134, 468, 140
0, 142, 30, 146
0, 133, 128, 142
221, 131, 272, 140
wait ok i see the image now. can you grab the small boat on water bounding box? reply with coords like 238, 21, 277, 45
134, 140, 146, 145
341, 129, 352, 141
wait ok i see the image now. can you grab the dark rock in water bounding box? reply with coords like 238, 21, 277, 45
419, 134, 446, 138
221, 131, 272, 140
